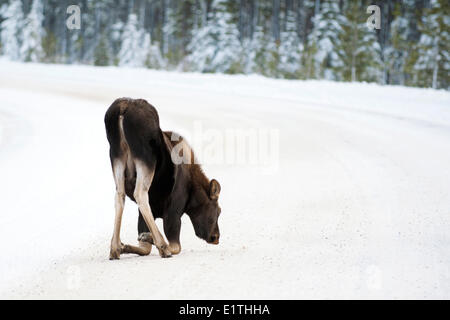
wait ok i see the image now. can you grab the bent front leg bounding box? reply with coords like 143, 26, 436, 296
121, 241, 152, 256
119, 228, 154, 256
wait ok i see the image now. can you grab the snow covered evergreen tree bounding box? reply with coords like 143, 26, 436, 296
212, 0, 242, 73
308, 0, 346, 80
244, 25, 267, 75
0, 0, 445, 89
264, 39, 280, 78
94, 32, 111, 66
187, 15, 215, 72
109, 20, 124, 65
303, 0, 321, 79
0, 2, 7, 52
20, 0, 45, 62
118, 13, 146, 67
414, 0, 449, 89
0, 0, 23, 60
187, 0, 242, 73
76, 0, 97, 64
278, 9, 302, 79
117, 12, 165, 69
143, 33, 165, 70
336, 1, 382, 82
162, 0, 192, 66
385, 2, 412, 86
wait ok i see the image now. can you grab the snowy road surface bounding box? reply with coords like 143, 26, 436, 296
0, 61, 450, 299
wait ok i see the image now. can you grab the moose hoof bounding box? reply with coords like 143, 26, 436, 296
109, 248, 121, 260
169, 243, 181, 255
158, 244, 172, 258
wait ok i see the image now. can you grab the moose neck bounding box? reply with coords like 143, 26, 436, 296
185, 164, 210, 216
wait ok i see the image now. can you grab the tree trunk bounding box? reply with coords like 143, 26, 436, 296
272, 0, 280, 41
432, 45, 439, 89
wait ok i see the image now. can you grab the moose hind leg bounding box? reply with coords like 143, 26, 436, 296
110, 159, 126, 260
133, 160, 172, 258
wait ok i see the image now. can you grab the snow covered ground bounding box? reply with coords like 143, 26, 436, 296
0, 60, 449, 299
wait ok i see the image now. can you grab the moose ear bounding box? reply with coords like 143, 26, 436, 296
209, 179, 221, 200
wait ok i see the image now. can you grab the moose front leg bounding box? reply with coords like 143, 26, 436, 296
164, 216, 182, 255
116, 233, 153, 256
121, 241, 152, 256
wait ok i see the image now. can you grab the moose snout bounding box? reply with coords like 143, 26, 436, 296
208, 233, 220, 245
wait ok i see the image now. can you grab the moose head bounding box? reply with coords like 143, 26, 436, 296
187, 179, 222, 245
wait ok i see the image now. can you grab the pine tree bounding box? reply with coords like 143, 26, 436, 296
118, 13, 146, 67
414, 0, 449, 89
0, 0, 445, 90
187, 0, 242, 73
264, 38, 280, 78
186, 16, 215, 72
143, 32, 166, 69
20, 0, 45, 62
110, 20, 125, 66
0, 2, 7, 52
244, 25, 267, 75
278, 9, 302, 79
0, 0, 23, 60
385, 1, 412, 86
213, 0, 242, 73
78, 0, 101, 64
94, 32, 110, 66
336, 1, 382, 83
162, 0, 192, 66
41, 31, 57, 63
308, 0, 346, 80
303, 0, 321, 79
162, 1, 175, 58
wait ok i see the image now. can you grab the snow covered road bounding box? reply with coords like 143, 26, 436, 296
1, 61, 450, 299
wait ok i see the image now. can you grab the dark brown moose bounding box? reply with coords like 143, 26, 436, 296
105, 98, 222, 260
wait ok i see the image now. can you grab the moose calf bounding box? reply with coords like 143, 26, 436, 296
105, 98, 222, 260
